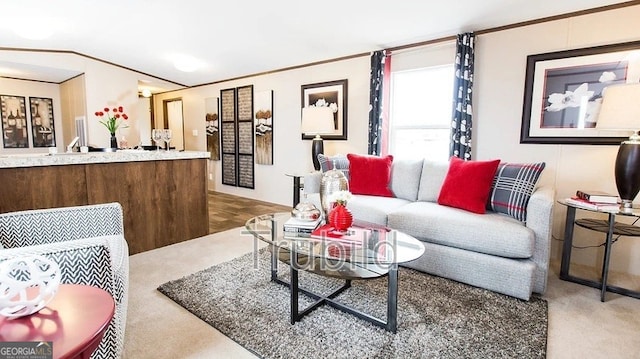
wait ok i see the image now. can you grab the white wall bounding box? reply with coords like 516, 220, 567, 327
0, 78, 63, 154
0, 50, 175, 149
83, 61, 142, 148
154, 56, 370, 207
474, 5, 640, 274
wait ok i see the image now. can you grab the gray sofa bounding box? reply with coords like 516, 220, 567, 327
304, 158, 554, 300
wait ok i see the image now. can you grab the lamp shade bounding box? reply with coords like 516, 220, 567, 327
596, 82, 640, 211
596, 83, 640, 131
301, 107, 334, 135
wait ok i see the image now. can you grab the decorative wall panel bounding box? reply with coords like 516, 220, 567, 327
254, 90, 273, 165
220, 88, 237, 186
220, 85, 254, 189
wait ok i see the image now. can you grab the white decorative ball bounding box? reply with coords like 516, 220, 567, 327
0, 255, 61, 319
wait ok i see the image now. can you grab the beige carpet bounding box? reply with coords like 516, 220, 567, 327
123, 228, 640, 358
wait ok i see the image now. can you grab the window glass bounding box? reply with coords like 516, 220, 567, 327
389, 65, 454, 161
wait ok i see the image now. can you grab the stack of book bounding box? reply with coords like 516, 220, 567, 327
566, 190, 620, 211
283, 216, 322, 236
309, 224, 373, 244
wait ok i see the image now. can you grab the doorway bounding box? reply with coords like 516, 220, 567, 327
163, 98, 184, 151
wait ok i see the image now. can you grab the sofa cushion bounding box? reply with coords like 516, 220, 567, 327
437, 157, 500, 214
487, 162, 546, 222
347, 154, 394, 197
417, 160, 449, 202
388, 202, 534, 258
348, 195, 411, 226
390, 159, 424, 201
318, 154, 350, 180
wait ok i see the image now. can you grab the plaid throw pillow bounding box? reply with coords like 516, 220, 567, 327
318, 154, 350, 180
487, 162, 545, 222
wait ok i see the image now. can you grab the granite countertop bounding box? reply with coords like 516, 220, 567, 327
0, 150, 210, 168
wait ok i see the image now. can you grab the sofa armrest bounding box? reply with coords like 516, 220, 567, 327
0, 203, 124, 249
303, 171, 323, 195
525, 186, 555, 294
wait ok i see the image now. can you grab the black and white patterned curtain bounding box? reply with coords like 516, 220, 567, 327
450, 32, 475, 160
368, 50, 386, 155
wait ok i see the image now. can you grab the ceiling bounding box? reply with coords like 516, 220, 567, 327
0, 0, 634, 90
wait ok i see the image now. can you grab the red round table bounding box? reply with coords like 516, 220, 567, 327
0, 284, 115, 359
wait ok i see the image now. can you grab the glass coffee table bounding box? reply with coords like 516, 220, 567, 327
245, 212, 425, 333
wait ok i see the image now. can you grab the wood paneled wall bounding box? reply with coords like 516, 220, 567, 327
0, 159, 208, 254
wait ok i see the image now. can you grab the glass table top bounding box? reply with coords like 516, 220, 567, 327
245, 212, 425, 267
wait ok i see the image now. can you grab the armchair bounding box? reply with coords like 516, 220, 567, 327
0, 203, 129, 359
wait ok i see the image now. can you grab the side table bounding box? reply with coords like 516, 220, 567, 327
285, 173, 306, 207
0, 284, 115, 359
558, 199, 640, 302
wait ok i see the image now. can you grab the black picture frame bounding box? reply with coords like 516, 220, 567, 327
301, 79, 348, 140
29, 97, 56, 148
520, 40, 640, 145
0, 95, 29, 148
220, 88, 237, 186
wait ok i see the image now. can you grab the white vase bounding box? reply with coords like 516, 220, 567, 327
0, 255, 61, 319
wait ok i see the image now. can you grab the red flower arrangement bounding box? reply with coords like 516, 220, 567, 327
95, 106, 129, 134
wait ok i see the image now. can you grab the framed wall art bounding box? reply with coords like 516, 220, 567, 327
520, 40, 640, 145
29, 97, 56, 147
219, 85, 255, 189
205, 97, 220, 160
0, 95, 29, 148
301, 79, 348, 140
254, 90, 273, 165
220, 88, 237, 186
236, 85, 254, 189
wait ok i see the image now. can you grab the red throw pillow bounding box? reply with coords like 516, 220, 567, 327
347, 154, 394, 197
438, 157, 501, 214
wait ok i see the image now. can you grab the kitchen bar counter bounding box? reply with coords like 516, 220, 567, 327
0, 150, 209, 168
0, 150, 210, 254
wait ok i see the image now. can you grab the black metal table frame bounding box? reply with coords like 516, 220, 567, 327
269, 243, 399, 333
560, 205, 640, 302
285, 174, 304, 207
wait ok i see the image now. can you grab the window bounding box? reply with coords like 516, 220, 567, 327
388, 65, 454, 161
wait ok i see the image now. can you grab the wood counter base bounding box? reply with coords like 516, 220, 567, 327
0, 158, 208, 254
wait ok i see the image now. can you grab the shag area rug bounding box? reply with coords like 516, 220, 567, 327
158, 249, 547, 358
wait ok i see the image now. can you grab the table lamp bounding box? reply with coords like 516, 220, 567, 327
596, 83, 640, 212
301, 106, 334, 170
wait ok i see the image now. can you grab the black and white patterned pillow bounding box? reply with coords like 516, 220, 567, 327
487, 162, 545, 222
317, 154, 350, 180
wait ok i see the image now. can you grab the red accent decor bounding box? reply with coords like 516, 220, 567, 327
438, 157, 501, 214
347, 153, 394, 197
0, 284, 115, 359
328, 204, 353, 231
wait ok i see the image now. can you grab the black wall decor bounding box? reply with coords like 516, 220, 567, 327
220, 85, 255, 189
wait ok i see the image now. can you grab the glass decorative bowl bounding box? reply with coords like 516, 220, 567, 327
291, 201, 321, 221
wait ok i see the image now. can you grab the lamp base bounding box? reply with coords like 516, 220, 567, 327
312, 135, 324, 171
615, 141, 640, 209
620, 199, 634, 213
